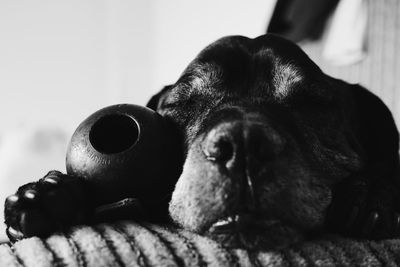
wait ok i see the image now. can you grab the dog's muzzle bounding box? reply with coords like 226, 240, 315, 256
201, 120, 286, 176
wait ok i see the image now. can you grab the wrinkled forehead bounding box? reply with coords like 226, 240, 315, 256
175, 34, 322, 100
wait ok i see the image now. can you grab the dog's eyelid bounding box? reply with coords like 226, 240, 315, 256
163, 95, 179, 105
162, 93, 184, 106
162, 86, 193, 105
162, 96, 195, 109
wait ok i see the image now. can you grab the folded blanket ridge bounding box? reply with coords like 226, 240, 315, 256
1, 221, 400, 266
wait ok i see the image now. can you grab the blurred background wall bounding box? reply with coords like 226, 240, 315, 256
0, 0, 276, 134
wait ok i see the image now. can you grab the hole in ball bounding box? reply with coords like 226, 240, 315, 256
89, 114, 139, 154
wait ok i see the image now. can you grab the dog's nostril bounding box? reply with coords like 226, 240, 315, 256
203, 137, 234, 162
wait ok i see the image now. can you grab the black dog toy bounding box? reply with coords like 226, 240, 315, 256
66, 104, 182, 218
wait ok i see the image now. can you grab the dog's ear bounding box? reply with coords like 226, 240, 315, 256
349, 83, 399, 169
146, 85, 173, 111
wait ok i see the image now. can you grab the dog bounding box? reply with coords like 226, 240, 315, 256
4, 34, 400, 249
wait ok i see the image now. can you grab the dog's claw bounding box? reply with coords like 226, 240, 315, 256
43, 176, 60, 185
6, 226, 24, 241
5, 194, 19, 205
363, 211, 379, 236
23, 190, 37, 201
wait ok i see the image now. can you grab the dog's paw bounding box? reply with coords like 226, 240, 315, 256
4, 170, 88, 242
326, 177, 400, 239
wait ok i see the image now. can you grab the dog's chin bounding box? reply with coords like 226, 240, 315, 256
205, 214, 304, 250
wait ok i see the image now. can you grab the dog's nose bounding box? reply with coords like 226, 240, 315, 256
202, 133, 235, 163
202, 121, 284, 170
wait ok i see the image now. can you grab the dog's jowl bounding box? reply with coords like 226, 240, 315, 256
4, 34, 400, 249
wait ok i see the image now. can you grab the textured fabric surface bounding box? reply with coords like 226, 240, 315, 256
1, 220, 400, 267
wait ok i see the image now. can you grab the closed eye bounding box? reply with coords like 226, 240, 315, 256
162, 101, 184, 109
161, 96, 195, 109
160, 85, 193, 109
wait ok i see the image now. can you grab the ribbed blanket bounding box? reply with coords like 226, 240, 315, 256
1, 221, 400, 267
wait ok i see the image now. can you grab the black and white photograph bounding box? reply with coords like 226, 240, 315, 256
1, 0, 400, 266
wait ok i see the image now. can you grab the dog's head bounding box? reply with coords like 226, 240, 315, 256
148, 35, 365, 248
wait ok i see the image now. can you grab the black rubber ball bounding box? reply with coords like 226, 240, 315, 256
66, 104, 182, 208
